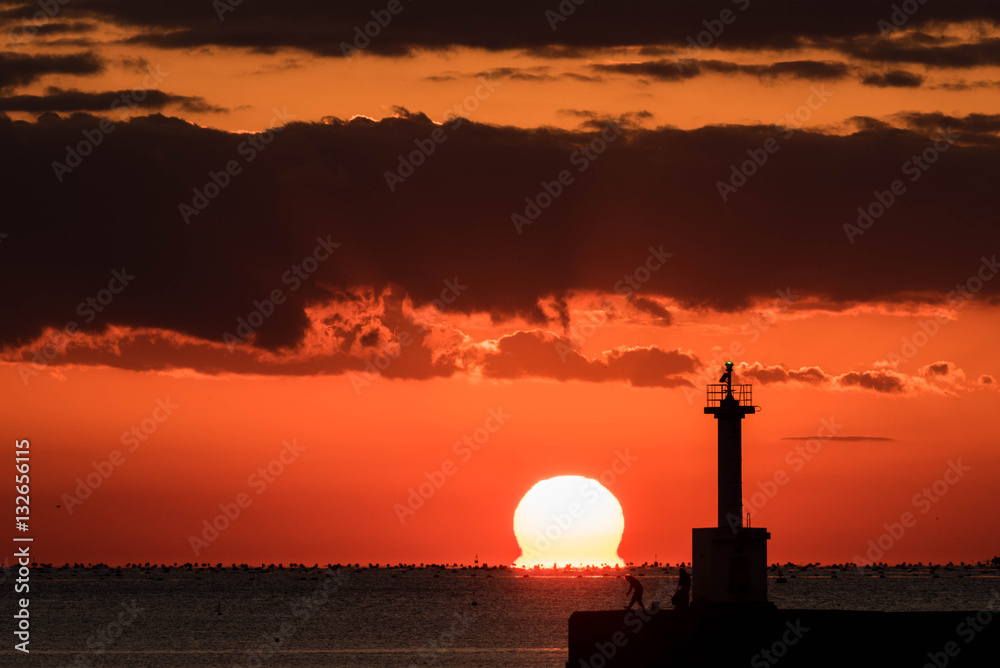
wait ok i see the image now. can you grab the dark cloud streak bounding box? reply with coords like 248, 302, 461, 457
0, 87, 225, 112
0, 51, 102, 91
23, 1, 1000, 62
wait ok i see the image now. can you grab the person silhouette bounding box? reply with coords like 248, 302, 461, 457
672, 567, 691, 608
623, 574, 645, 611
719, 361, 734, 390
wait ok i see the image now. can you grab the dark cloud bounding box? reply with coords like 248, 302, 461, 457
0, 87, 225, 113
591, 59, 850, 82
628, 296, 672, 325
738, 362, 916, 394
477, 331, 696, 388
921, 361, 954, 376
861, 70, 924, 88
738, 363, 828, 385
739, 360, 992, 395
893, 112, 1000, 146
473, 66, 555, 82
0, 51, 102, 91
1, 112, 998, 353
896, 111, 1000, 135
560, 72, 602, 83
248, 57, 305, 75
28, 21, 97, 36
523, 45, 593, 59
7, 289, 458, 381
848, 116, 894, 132
934, 79, 1000, 91
574, 110, 653, 131
26, 1, 999, 61
6, 315, 701, 388
843, 36, 1000, 68
591, 59, 700, 82
431, 66, 600, 84
755, 60, 850, 80
781, 436, 894, 441
837, 370, 907, 393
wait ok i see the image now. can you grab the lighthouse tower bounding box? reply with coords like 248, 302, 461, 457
691, 362, 771, 606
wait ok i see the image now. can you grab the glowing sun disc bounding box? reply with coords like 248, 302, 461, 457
513, 475, 625, 567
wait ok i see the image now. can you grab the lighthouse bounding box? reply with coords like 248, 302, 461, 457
691, 362, 771, 606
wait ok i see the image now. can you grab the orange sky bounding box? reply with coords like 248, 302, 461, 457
2, 5, 999, 567
4, 298, 999, 567
8, 41, 1000, 133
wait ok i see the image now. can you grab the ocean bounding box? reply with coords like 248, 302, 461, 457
10, 564, 999, 667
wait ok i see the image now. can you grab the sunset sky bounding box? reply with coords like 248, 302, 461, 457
2, 1, 999, 569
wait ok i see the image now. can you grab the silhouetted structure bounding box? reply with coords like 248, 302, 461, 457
693, 363, 770, 605
718, 360, 733, 387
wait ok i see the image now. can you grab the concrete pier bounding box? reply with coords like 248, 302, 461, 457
567, 607, 1000, 667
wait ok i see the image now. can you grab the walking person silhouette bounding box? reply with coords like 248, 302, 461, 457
623, 574, 645, 611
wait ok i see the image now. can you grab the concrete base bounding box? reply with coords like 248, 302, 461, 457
691, 526, 770, 605
567, 607, 1000, 667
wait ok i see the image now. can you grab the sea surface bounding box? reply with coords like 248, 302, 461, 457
7, 564, 999, 667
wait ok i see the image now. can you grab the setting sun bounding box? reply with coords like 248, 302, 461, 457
513, 475, 626, 568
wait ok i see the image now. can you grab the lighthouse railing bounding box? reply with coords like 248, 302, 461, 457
705, 383, 752, 408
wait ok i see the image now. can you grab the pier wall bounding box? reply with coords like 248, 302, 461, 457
568, 607, 1000, 667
